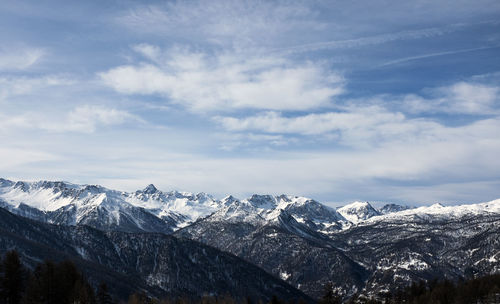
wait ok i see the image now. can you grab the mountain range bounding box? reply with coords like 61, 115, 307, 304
0, 178, 499, 300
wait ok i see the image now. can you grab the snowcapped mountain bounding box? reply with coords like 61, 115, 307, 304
1, 177, 499, 300
208, 194, 347, 233
125, 184, 223, 228
177, 197, 366, 299
0, 178, 349, 235
179, 198, 500, 299
0, 178, 222, 233
2, 178, 498, 232
365, 200, 500, 224
337, 201, 381, 224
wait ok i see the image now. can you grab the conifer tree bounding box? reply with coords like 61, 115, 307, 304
97, 283, 114, 304
319, 282, 341, 304
1, 250, 26, 304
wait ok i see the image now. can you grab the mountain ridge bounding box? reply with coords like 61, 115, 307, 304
1, 178, 499, 300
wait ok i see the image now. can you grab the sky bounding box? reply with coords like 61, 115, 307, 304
1, 0, 500, 206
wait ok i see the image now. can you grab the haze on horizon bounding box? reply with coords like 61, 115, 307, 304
0, 0, 499, 206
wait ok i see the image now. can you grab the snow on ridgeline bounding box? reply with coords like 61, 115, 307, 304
336, 199, 500, 225
0, 178, 222, 231
209, 194, 346, 228
0, 178, 499, 232
365, 199, 500, 223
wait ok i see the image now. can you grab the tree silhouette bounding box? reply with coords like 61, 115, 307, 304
1, 250, 26, 304
23, 260, 95, 304
319, 282, 341, 304
97, 283, 114, 304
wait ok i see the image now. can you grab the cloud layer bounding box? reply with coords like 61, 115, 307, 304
0, 105, 140, 133
100, 46, 343, 111
1, 0, 499, 205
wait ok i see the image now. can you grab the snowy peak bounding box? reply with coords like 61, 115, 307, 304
0, 179, 79, 211
0, 178, 13, 187
337, 201, 381, 224
13, 181, 30, 192
247, 194, 277, 209
378, 203, 412, 215
206, 194, 347, 234
142, 184, 158, 194
2, 178, 500, 238
0, 179, 220, 232
221, 195, 240, 206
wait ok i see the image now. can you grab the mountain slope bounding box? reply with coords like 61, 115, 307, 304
330, 210, 500, 297
2, 178, 500, 301
0, 207, 310, 301
178, 199, 500, 299
176, 207, 368, 299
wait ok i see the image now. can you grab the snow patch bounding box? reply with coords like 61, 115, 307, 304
280, 271, 291, 280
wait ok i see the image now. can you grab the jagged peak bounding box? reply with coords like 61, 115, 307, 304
277, 195, 317, 207
13, 181, 29, 191
0, 178, 13, 187
338, 201, 375, 210
143, 184, 159, 194
82, 184, 105, 193
222, 195, 240, 204
337, 201, 381, 224
247, 194, 276, 209
378, 203, 412, 215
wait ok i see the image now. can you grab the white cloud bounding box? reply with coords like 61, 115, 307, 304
64, 105, 142, 133
0, 75, 73, 101
0, 47, 45, 70
3, 112, 499, 204
131, 44, 161, 62
214, 106, 446, 149
0, 105, 141, 134
100, 47, 343, 111
214, 79, 500, 149
403, 82, 499, 114
215, 132, 295, 151
59, 117, 500, 202
215, 107, 404, 135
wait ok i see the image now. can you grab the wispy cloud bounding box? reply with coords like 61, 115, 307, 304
0, 75, 73, 101
215, 107, 404, 136
100, 46, 344, 111
0, 47, 45, 70
117, 1, 322, 47
0, 147, 58, 170
379, 45, 500, 67
278, 23, 471, 54
47, 115, 500, 202
0, 105, 142, 133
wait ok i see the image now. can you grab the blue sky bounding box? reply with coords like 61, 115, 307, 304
1, 0, 500, 206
